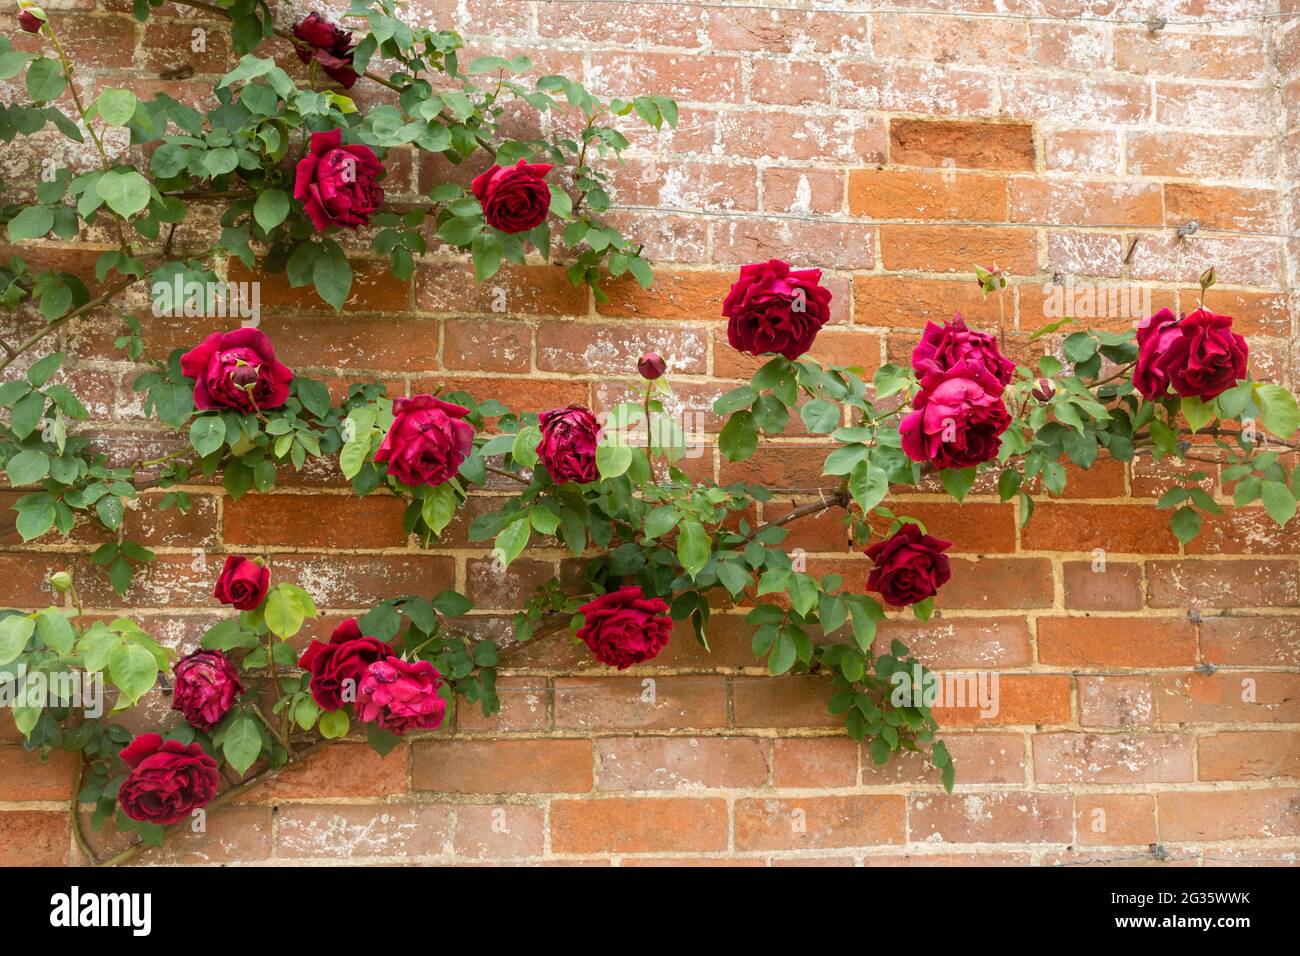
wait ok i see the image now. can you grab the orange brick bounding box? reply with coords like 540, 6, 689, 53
235, 743, 408, 802
1159, 789, 1300, 841
1164, 183, 1278, 233
227, 260, 411, 313
1038, 616, 1197, 667
889, 118, 1035, 171
0, 747, 77, 801
909, 791, 1073, 843
412, 739, 592, 794
772, 737, 859, 788
550, 798, 728, 854
932, 674, 1071, 727
848, 168, 1007, 221
853, 275, 1003, 329
1033, 732, 1194, 783
1198, 732, 1300, 781
879, 225, 1037, 274
735, 795, 905, 849
223, 494, 409, 549
1075, 794, 1158, 846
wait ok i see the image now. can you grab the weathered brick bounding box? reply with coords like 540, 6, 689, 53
550, 798, 728, 854
1037, 616, 1197, 668
889, 119, 1035, 171
412, 739, 593, 794
735, 795, 905, 849
908, 792, 1073, 844
595, 736, 771, 791
1033, 732, 1194, 783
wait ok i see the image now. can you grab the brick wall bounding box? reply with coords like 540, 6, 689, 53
1, 0, 1299, 865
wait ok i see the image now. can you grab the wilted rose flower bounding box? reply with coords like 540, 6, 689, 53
900, 361, 1011, 469
297, 618, 394, 712
293, 128, 385, 232
117, 733, 220, 826
212, 555, 269, 611
355, 657, 447, 734
180, 328, 293, 414
536, 405, 599, 484
292, 13, 359, 88
911, 314, 1015, 387
471, 160, 553, 234
575, 586, 672, 669
172, 649, 244, 731
865, 523, 953, 608
1031, 378, 1055, 403
374, 394, 475, 487
723, 259, 832, 360
1133, 307, 1247, 401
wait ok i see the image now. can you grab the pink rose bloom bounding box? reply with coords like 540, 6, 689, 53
537, 405, 599, 484
900, 361, 1011, 469
293, 128, 385, 232
723, 259, 833, 360
355, 657, 447, 734
297, 619, 394, 712
374, 394, 475, 488
575, 586, 672, 669
180, 328, 293, 413
1133, 307, 1247, 401
471, 160, 553, 234
912, 314, 1015, 387
171, 649, 244, 731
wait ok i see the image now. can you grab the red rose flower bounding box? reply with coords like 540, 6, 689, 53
865, 523, 952, 608
292, 13, 358, 88
355, 656, 447, 734
117, 733, 220, 826
297, 618, 394, 712
1133, 307, 1247, 402
171, 649, 244, 732
575, 586, 671, 669
18, 7, 44, 32
293, 128, 385, 232
537, 405, 599, 484
912, 314, 1015, 387
899, 362, 1011, 469
212, 555, 269, 611
374, 394, 475, 487
180, 328, 293, 414
723, 259, 833, 360
471, 159, 553, 234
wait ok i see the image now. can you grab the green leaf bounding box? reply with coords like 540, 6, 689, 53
939, 467, 977, 503
511, 424, 541, 468
25, 57, 67, 102
253, 188, 290, 231
595, 442, 632, 479
313, 242, 353, 311
848, 460, 887, 514
95, 89, 138, 127
1254, 384, 1300, 439
421, 483, 457, 536
222, 715, 262, 775
718, 410, 757, 461
643, 506, 679, 540
108, 642, 158, 706
6, 205, 54, 242
189, 416, 225, 456
6, 449, 49, 486
265, 583, 307, 638
1180, 395, 1214, 434
318, 708, 349, 739
676, 520, 710, 580
0, 615, 35, 666
494, 517, 530, 568
1261, 481, 1297, 527
96, 169, 151, 218
800, 399, 840, 433
1170, 506, 1202, 546
34, 610, 75, 656
769, 630, 796, 675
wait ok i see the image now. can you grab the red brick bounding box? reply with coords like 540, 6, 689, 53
223, 494, 409, 549
1037, 616, 1197, 668
1033, 732, 1194, 783
1160, 789, 1300, 841
853, 275, 1002, 329
1075, 795, 1158, 846
735, 795, 905, 850
550, 798, 728, 853
0, 811, 67, 865
1155, 673, 1300, 724
879, 225, 1037, 274
1198, 732, 1300, 781
1146, 560, 1300, 608
733, 676, 841, 729
443, 319, 531, 373
412, 739, 592, 794
890, 119, 1035, 171
553, 676, 728, 730
939, 558, 1055, 610
1078, 676, 1155, 727
771, 737, 858, 788
1199, 616, 1300, 667
453, 803, 545, 860
908, 791, 1073, 843
276, 804, 451, 859
235, 743, 407, 802
0, 746, 77, 800
875, 616, 1033, 669
595, 736, 770, 790
536, 321, 707, 375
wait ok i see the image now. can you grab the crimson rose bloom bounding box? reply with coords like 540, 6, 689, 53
298, 618, 394, 712
471, 159, 553, 234
171, 649, 244, 732
576, 586, 672, 669
180, 328, 293, 414
374, 394, 475, 487
900, 362, 1012, 469
865, 523, 953, 608
118, 733, 220, 826
723, 259, 833, 360
292, 13, 358, 88
212, 555, 269, 611
355, 657, 447, 734
912, 314, 1015, 387
537, 405, 600, 484
1133, 307, 1247, 402
294, 128, 385, 232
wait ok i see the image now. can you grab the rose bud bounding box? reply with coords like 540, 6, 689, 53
1031, 378, 1054, 402
171, 649, 245, 731
48, 570, 73, 593
637, 351, 667, 380
18, 5, 45, 33
212, 554, 269, 611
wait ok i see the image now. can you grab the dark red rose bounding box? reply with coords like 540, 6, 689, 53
297, 618, 394, 712
293, 128, 384, 232
18, 7, 44, 32
912, 314, 1015, 387
471, 159, 553, 234
638, 352, 667, 380
865, 523, 953, 608
537, 405, 599, 484
180, 328, 293, 414
1031, 378, 1055, 403
292, 13, 358, 88
1133, 307, 1247, 402
171, 649, 244, 732
355, 657, 446, 734
575, 586, 671, 669
374, 394, 474, 487
723, 259, 833, 360
212, 555, 269, 611
117, 733, 220, 826
900, 361, 1011, 469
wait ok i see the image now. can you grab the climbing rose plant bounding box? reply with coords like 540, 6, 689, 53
1, 4, 1299, 864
